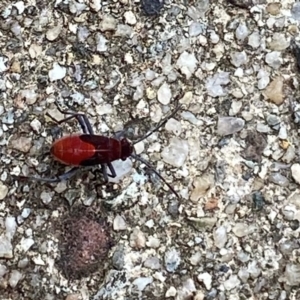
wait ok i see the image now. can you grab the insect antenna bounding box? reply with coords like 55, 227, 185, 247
131, 153, 180, 199
133, 104, 183, 145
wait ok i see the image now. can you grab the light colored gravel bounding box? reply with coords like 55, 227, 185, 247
1, 0, 300, 299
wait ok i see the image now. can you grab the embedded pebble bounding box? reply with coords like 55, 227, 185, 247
129, 228, 146, 249
263, 76, 284, 105
265, 51, 282, 69
48, 63, 66, 82
40, 191, 54, 205
132, 277, 153, 291
0, 182, 8, 200
144, 257, 161, 270
206, 72, 230, 97
197, 272, 212, 290
161, 138, 189, 167
46, 25, 62, 41
291, 164, 300, 185
0, 235, 13, 258
9, 136, 32, 153
232, 223, 255, 237
113, 215, 127, 231
165, 118, 182, 136
217, 117, 245, 136
213, 226, 227, 249
176, 51, 198, 79
157, 82, 172, 105
165, 248, 181, 272
124, 11, 137, 25
224, 275, 240, 290
9, 270, 23, 288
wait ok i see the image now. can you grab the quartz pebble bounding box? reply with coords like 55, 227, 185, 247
213, 226, 227, 249
291, 164, 300, 184
113, 215, 127, 231
176, 51, 198, 79
161, 138, 189, 167
197, 272, 212, 290
9, 270, 23, 288
206, 72, 230, 97
129, 228, 146, 249
217, 117, 245, 136
49, 63, 66, 81
157, 82, 171, 105
165, 248, 181, 272
0, 182, 8, 200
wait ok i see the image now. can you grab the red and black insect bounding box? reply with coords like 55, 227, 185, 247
20, 102, 182, 198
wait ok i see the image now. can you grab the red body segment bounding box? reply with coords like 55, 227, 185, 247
50, 134, 133, 166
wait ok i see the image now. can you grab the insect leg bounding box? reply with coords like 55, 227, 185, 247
17, 167, 80, 183
100, 164, 109, 183
107, 162, 117, 178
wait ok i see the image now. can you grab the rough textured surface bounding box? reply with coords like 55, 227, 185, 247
2, 0, 300, 299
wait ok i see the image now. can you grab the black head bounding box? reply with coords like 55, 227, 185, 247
120, 138, 134, 160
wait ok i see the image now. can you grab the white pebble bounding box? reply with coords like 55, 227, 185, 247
48, 63, 66, 82
157, 82, 172, 105
124, 11, 137, 25
113, 215, 127, 231
176, 51, 198, 79
0, 181, 8, 200
9, 270, 23, 288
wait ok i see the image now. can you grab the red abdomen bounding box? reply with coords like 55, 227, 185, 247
51, 134, 122, 166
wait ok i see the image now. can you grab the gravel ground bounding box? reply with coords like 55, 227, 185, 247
1, 0, 300, 299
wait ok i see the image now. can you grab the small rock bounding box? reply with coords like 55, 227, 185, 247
96, 33, 108, 52
157, 82, 172, 105
65, 294, 81, 300
248, 31, 261, 48
49, 63, 66, 82
124, 11, 136, 25
19, 237, 34, 252
129, 228, 146, 249
46, 25, 62, 41
204, 197, 219, 211
99, 15, 117, 31
197, 272, 212, 290
257, 69, 270, 90
165, 118, 181, 136
191, 175, 214, 202
113, 215, 127, 231
161, 138, 189, 167
165, 286, 177, 297
90, 0, 101, 12
19, 89, 37, 105
0, 182, 8, 200
232, 223, 255, 237
0, 56, 8, 72
0, 264, 7, 278
165, 248, 181, 272
230, 51, 248, 67
263, 76, 284, 105
112, 245, 125, 270
0, 235, 13, 258
291, 164, 300, 184
265, 51, 282, 69
213, 226, 227, 249
132, 277, 153, 291
30, 119, 42, 133
284, 264, 300, 286
40, 191, 54, 205
269, 172, 289, 187
176, 51, 198, 79
267, 3, 281, 15
206, 72, 230, 97
217, 117, 245, 136
268, 33, 290, 51
292, 2, 300, 21
9, 270, 23, 288
9, 136, 32, 153
190, 252, 201, 266
141, 0, 164, 16
224, 274, 240, 290
146, 236, 160, 248
235, 23, 249, 41
144, 257, 161, 270
189, 22, 204, 37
